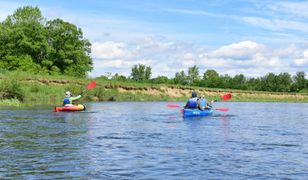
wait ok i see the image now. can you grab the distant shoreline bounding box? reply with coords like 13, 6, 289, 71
0, 71, 307, 106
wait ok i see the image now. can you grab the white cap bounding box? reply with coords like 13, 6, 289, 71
65, 91, 72, 97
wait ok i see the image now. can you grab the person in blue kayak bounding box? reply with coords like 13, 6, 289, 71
184, 92, 213, 110
63, 91, 82, 106
198, 95, 213, 110
184, 92, 200, 109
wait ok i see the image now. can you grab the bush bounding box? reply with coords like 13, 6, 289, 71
0, 79, 24, 101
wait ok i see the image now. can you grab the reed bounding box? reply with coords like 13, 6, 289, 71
0, 71, 307, 106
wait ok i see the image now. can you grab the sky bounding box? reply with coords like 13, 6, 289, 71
0, 0, 308, 78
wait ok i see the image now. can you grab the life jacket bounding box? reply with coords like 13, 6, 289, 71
63, 98, 71, 106
200, 98, 207, 109
186, 97, 198, 109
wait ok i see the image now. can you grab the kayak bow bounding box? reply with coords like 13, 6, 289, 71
54, 104, 86, 112
182, 108, 214, 117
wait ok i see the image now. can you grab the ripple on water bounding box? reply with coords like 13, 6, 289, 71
0, 102, 307, 179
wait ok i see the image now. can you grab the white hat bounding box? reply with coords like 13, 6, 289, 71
65, 91, 72, 97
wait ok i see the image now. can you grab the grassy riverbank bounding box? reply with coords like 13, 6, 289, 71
0, 71, 308, 106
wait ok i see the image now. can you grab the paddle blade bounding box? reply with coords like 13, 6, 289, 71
87, 81, 96, 90
215, 108, 229, 112
221, 93, 232, 101
167, 104, 180, 108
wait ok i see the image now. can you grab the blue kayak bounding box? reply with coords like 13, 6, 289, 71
182, 108, 214, 117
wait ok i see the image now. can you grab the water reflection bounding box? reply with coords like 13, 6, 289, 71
0, 110, 94, 178
0, 102, 307, 179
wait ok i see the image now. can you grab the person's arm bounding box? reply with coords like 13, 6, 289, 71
184, 101, 189, 109
69, 95, 81, 101
207, 99, 213, 108
197, 98, 205, 111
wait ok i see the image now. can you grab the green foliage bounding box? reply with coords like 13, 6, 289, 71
187, 65, 200, 85
0, 71, 307, 106
0, 79, 24, 101
231, 74, 247, 90
174, 70, 187, 85
131, 64, 152, 81
171, 68, 307, 93
0, 6, 92, 77
151, 76, 169, 84
46, 18, 92, 77
0, 99, 22, 106
202, 69, 221, 87
292, 72, 307, 91
299, 88, 308, 93
112, 73, 127, 81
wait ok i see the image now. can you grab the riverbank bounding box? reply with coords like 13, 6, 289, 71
0, 71, 307, 106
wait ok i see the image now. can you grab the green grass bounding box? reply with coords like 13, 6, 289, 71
0, 99, 22, 106
0, 71, 307, 106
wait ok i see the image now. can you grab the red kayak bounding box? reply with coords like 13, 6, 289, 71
54, 104, 86, 112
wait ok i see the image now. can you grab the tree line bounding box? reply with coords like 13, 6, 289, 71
101, 64, 307, 93
1, 6, 307, 93
0, 6, 92, 77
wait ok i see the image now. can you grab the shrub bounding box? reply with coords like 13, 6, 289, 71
0, 79, 24, 101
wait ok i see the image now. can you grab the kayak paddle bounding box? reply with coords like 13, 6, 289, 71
166, 93, 231, 112
215, 108, 229, 112
166, 104, 229, 112
167, 104, 182, 108
220, 93, 232, 101
81, 81, 97, 94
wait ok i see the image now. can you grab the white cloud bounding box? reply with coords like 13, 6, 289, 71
181, 53, 196, 67
242, 17, 308, 31
0, 2, 306, 78
293, 58, 308, 66
268, 1, 308, 18
90, 38, 306, 78
304, 49, 308, 59
94, 59, 154, 68
163, 8, 227, 18
209, 41, 265, 59
92, 41, 129, 59
292, 49, 308, 66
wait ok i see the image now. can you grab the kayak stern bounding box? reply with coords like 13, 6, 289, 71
54, 104, 86, 112
182, 108, 213, 117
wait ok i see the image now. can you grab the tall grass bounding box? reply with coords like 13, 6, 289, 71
0, 99, 22, 106
0, 70, 307, 106
0, 79, 24, 101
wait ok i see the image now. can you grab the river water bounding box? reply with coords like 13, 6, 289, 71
0, 102, 307, 179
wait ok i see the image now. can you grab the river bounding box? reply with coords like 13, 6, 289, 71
0, 102, 307, 179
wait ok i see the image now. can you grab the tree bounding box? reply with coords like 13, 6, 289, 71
145, 66, 152, 80
292, 71, 307, 92
0, 6, 49, 73
46, 18, 92, 77
151, 76, 169, 84
174, 70, 187, 85
276, 72, 292, 92
187, 65, 200, 85
0, 6, 93, 77
130, 64, 152, 81
231, 74, 247, 90
246, 77, 261, 91
261, 73, 278, 91
220, 74, 233, 89
112, 73, 127, 81
203, 69, 221, 88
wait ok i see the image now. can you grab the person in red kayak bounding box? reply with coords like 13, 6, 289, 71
63, 91, 82, 106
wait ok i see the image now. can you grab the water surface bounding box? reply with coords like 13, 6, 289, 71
0, 102, 307, 179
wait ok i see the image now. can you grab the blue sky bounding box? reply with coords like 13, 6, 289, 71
1, 0, 308, 77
